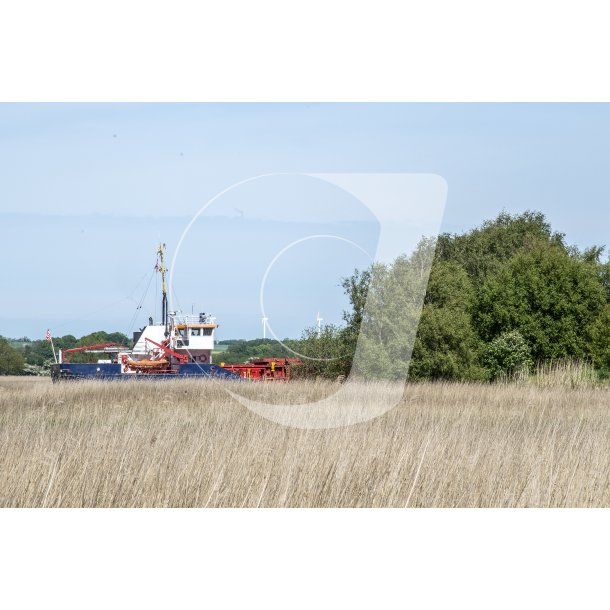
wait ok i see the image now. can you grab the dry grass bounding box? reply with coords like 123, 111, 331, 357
0, 375, 609, 507
531, 359, 599, 389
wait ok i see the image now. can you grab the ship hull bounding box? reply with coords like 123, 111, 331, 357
50, 363, 240, 382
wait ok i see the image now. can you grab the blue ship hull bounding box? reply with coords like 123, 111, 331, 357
51, 362, 240, 381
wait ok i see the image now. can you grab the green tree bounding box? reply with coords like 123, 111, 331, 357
476, 243, 607, 362
586, 304, 610, 373
409, 306, 486, 381
424, 261, 475, 309
77, 331, 129, 347
353, 239, 435, 380
435, 210, 566, 286
23, 340, 54, 366
21, 331, 130, 366
410, 261, 485, 380
337, 211, 610, 381
339, 266, 372, 362
0, 337, 25, 375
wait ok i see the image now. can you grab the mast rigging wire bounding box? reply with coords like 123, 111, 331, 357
126, 265, 156, 338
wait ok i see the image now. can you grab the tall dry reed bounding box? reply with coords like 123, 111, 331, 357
0, 376, 608, 507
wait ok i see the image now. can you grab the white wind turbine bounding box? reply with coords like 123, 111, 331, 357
316, 312, 323, 338
262, 316, 269, 339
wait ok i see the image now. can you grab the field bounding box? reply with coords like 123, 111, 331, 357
0, 375, 609, 507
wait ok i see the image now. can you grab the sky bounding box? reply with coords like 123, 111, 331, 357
2, 103, 610, 340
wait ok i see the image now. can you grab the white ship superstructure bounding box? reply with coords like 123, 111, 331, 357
128, 312, 217, 366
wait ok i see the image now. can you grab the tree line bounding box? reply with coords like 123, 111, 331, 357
0, 331, 130, 375
2, 211, 610, 381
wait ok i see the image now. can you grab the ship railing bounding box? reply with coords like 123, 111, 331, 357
170, 313, 216, 325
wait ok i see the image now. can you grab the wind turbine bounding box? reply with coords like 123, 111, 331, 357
316, 312, 323, 338
262, 316, 269, 339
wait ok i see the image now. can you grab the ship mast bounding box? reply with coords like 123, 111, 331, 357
156, 243, 168, 328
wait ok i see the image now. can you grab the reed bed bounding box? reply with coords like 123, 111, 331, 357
0, 376, 608, 507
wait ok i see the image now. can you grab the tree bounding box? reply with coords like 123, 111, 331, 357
424, 260, 476, 309
23, 340, 54, 366
476, 243, 607, 362
0, 337, 25, 375
586, 304, 610, 373
352, 239, 436, 380
435, 210, 566, 286
77, 331, 129, 347
409, 306, 486, 381
339, 266, 372, 362
21, 331, 130, 366
410, 261, 485, 381
337, 211, 610, 381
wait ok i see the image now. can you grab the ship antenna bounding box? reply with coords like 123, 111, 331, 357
157, 243, 168, 328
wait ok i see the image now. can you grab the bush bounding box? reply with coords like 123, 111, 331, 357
483, 331, 533, 381
292, 325, 352, 380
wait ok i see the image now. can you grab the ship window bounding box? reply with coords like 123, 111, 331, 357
178, 328, 186, 337
202, 328, 213, 336
190, 328, 201, 336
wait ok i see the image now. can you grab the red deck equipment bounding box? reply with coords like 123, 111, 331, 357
219, 357, 302, 381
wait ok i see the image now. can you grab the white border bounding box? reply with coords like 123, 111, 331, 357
2, 1, 610, 101
0, 509, 607, 609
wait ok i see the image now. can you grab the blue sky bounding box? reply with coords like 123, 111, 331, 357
2, 103, 610, 340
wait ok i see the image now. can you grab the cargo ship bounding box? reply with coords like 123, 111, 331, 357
51, 245, 300, 382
